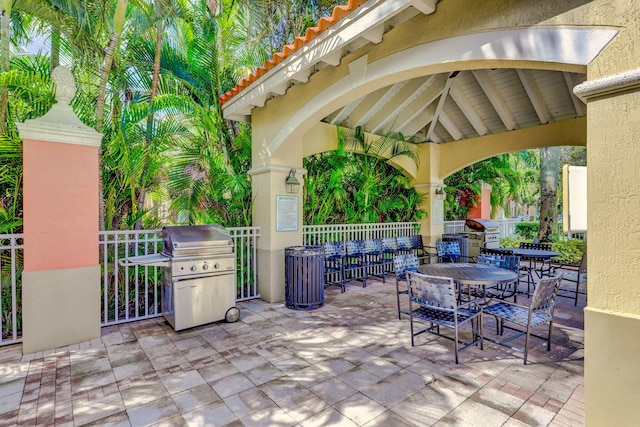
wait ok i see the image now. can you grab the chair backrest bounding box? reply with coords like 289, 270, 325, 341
323, 241, 344, 259
393, 253, 418, 280
397, 236, 412, 251
578, 250, 587, 274
477, 253, 520, 272
498, 255, 521, 273
364, 238, 383, 255
519, 242, 552, 251
409, 235, 424, 250
436, 241, 461, 258
345, 240, 365, 256
406, 272, 457, 311
480, 247, 512, 255
382, 237, 398, 253
531, 274, 562, 313
477, 253, 500, 265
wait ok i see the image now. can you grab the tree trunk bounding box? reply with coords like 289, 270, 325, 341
96, 0, 128, 231
135, 18, 163, 230
0, 0, 12, 134
537, 146, 560, 242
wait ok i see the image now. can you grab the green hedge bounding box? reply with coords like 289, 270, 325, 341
499, 237, 586, 265
515, 221, 539, 239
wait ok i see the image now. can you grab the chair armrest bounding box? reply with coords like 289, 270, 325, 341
484, 299, 529, 311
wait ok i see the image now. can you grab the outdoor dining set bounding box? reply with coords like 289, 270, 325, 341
321, 236, 587, 365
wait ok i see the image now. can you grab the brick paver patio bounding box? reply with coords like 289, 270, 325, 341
0, 277, 585, 426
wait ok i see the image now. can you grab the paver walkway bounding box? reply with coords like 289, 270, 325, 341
0, 277, 585, 426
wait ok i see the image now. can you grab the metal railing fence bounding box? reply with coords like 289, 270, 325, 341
99, 226, 261, 327
0, 219, 536, 345
0, 234, 23, 346
443, 219, 521, 239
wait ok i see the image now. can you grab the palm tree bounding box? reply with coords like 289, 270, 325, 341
444, 151, 539, 220
303, 127, 422, 225
537, 146, 560, 241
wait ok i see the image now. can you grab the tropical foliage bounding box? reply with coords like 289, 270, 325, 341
1, 0, 569, 234
443, 151, 539, 220
304, 127, 423, 224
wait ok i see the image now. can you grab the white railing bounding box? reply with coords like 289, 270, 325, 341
0, 234, 23, 346
99, 227, 260, 327
99, 230, 164, 326
303, 222, 420, 245
443, 221, 466, 234
444, 219, 521, 239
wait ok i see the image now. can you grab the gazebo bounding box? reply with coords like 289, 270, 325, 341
14, 0, 640, 424
218, 0, 640, 425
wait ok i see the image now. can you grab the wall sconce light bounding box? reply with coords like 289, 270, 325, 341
435, 186, 445, 201
285, 169, 300, 194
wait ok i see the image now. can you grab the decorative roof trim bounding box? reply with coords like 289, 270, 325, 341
220, 0, 367, 106
220, 0, 437, 120
574, 68, 640, 102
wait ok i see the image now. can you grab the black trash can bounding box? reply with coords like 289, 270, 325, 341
285, 245, 325, 310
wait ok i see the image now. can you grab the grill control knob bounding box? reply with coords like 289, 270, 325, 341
214, 263, 220, 269
190, 265, 197, 272
202, 263, 209, 270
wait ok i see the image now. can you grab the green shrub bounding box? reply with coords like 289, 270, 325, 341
498, 237, 586, 265
515, 221, 539, 239
551, 240, 586, 265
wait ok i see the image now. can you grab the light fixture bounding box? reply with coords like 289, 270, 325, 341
285, 169, 300, 194
435, 186, 445, 201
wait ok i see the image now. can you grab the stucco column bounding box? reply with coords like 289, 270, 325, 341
414, 143, 444, 246
16, 67, 102, 354
574, 69, 640, 426
248, 166, 306, 303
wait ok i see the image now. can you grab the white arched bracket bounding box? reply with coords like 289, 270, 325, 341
574, 68, 640, 103
267, 27, 618, 157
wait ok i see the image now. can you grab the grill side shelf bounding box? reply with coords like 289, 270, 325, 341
118, 253, 171, 268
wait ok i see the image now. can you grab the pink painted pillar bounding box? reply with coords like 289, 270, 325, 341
17, 67, 102, 354
467, 184, 492, 219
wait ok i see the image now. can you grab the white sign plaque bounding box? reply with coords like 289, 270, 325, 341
276, 195, 298, 232
431, 200, 444, 225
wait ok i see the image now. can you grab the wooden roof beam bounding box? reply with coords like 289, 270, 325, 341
472, 70, 518, 131
517, 69, 550, 124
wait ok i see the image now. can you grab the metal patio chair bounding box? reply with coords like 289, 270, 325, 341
364, 238, 386, 284
392, 253, 419, 320
553, 250, 587, 306
409, 234, 432, 264
406, 271, 483, 364
482, 274, 562, 364
519, 242, 553, 277
476, 253, 520, 302
323, 241, 346, 293
436, 241, 475, 263
382, 237, 399, 273
345, 239, 367, 287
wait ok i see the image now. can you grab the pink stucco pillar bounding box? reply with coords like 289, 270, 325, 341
16, 67, 102, 354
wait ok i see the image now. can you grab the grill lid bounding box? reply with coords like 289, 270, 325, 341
465, 218, 499, 232
163, 224, 233, 257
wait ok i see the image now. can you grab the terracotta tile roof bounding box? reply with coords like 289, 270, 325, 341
219, 0, 367, 105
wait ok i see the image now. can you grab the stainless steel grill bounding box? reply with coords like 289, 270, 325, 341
464, 219, 501, 257
120, 224, 240, 330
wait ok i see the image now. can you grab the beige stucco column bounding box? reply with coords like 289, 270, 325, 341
16, 67, 102, 354
414, 143, 444, 246
575, 68, 640, 427
248, 166, 306, 303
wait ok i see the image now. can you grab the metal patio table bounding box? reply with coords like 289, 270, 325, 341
417, 262, 518, 303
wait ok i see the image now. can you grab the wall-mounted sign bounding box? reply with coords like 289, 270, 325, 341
276, 195, 298, 232
431, 200, 444, 225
